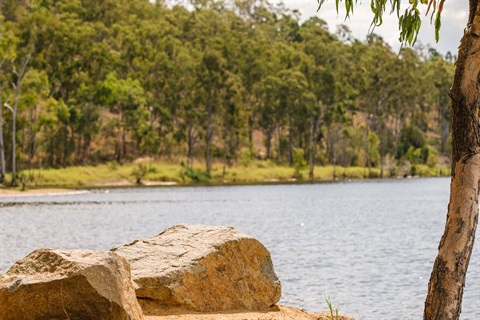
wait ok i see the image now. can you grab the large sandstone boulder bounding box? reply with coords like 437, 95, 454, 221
0, 249, 144, 320
112, 224, 281, 315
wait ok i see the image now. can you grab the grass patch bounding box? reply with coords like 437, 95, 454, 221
1, 159, 451, 189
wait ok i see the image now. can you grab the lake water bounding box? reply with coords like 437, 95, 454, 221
0, 178, 479, 319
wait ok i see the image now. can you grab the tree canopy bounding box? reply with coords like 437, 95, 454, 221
0, 0, 454, 180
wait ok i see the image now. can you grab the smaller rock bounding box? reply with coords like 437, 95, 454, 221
0, 249, 144, 320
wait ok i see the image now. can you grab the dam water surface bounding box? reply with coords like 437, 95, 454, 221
1, 178, 479, 319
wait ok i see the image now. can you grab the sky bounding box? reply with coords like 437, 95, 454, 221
274, 0, 468, 55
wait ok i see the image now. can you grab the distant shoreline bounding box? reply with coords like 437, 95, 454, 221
0, 175, 450, 198
0, 160, 450, 196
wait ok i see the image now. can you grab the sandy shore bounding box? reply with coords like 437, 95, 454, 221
0, 180, 178, 197
90, 179, 178, 187
145, 305, 317, 320
0, 188, 87, 197
144, 306, 354, 320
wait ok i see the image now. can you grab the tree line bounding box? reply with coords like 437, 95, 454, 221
0, 0, 454, 185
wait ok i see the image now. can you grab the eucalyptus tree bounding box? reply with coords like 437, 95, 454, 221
5, 51, 30, 186
173, 46, 203, 168
0, 16, 17, 183
220, 72, 244, 174
354, 35, 404, 174
214, 10, 249, 168
0, 58, 5, 182
255, 74, 283, 159
356, 34, 399, 131
237, 6, 282, 155
299, 17, 339, 178
99, 72, 146, 162
39, 97, 77, 167
17, 68, 49, 177
188, 6, 237, 174
317, 0, 480, 318
422, 55, 454, 152
277, 69, 311, 165
197, 49, 226, 174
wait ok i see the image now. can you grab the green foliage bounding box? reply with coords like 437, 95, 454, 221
325, 295, 339, 320
367, 132, 381, 166
399, 7, 422, 45
0, 0, 453, 178
406, 147, 423, 165
182, 167, 211, 183
398, 126, 426, 159
240, 150, 253, 167
293, 148, 307, 179
318, 0, 445, 45
132, 163, 148, 184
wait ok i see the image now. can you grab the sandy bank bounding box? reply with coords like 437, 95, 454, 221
145, 305, 317, 320
144, 306, 354, 320
0, 188, 88, 197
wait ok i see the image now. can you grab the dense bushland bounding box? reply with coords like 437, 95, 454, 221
0, 0, 454, 184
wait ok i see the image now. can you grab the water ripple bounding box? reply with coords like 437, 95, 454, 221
0, 179, 478, 320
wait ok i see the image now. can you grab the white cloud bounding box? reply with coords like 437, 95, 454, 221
274, 0, 468, 55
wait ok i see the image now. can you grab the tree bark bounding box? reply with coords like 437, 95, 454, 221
308, 117, 316, 181
424, 2, 480, 319
27, 105, 37, 181
248, 113, 254, 155
266, 127, 273, 159
288, 114, 293, 166
0, 55, 7, 182
11, 100, 17, 185
0, 85, 5, 182
205, 105, 213, 175
187, 126, 197, 169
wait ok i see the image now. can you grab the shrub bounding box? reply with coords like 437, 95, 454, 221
182, 167, 210, 183
132, 164, 148, 184
293, 148, 307, 179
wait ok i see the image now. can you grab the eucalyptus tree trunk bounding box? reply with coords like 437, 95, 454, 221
248, 113, 254, 155
0, 85, 5, 183
187, 125, 197, 169
9, 53, 31, 186
0, 56, 7, 182
424, 3, 480, 319
11, 103, 16, 185
266, 127, 273, 159
308, 117, 317, 181
205, 104, 213, 175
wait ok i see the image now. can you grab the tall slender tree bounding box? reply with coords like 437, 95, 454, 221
0, 55, 7, 183
7, 52, 30, 186
424, 3, 480, 319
